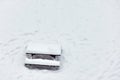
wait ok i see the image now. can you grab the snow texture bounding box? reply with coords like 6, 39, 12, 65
25, 58, 60, 66
0, 0, 120, 80
26, 43, 61, 55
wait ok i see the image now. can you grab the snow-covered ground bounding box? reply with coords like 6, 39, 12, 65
0, 0, 120, 80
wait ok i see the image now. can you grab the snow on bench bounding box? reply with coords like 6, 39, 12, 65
26, 43, 61, 55
25, 58, 60, 66
25, 43, 61, 70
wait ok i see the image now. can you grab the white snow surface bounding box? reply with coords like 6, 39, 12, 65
25, 58, 60, 66
0, 0, 120, 80
26, 43, 61, 55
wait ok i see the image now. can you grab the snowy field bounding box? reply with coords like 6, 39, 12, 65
0, 0, 120, 80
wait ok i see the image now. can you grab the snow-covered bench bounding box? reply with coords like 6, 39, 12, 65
25, 43, 61, 70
